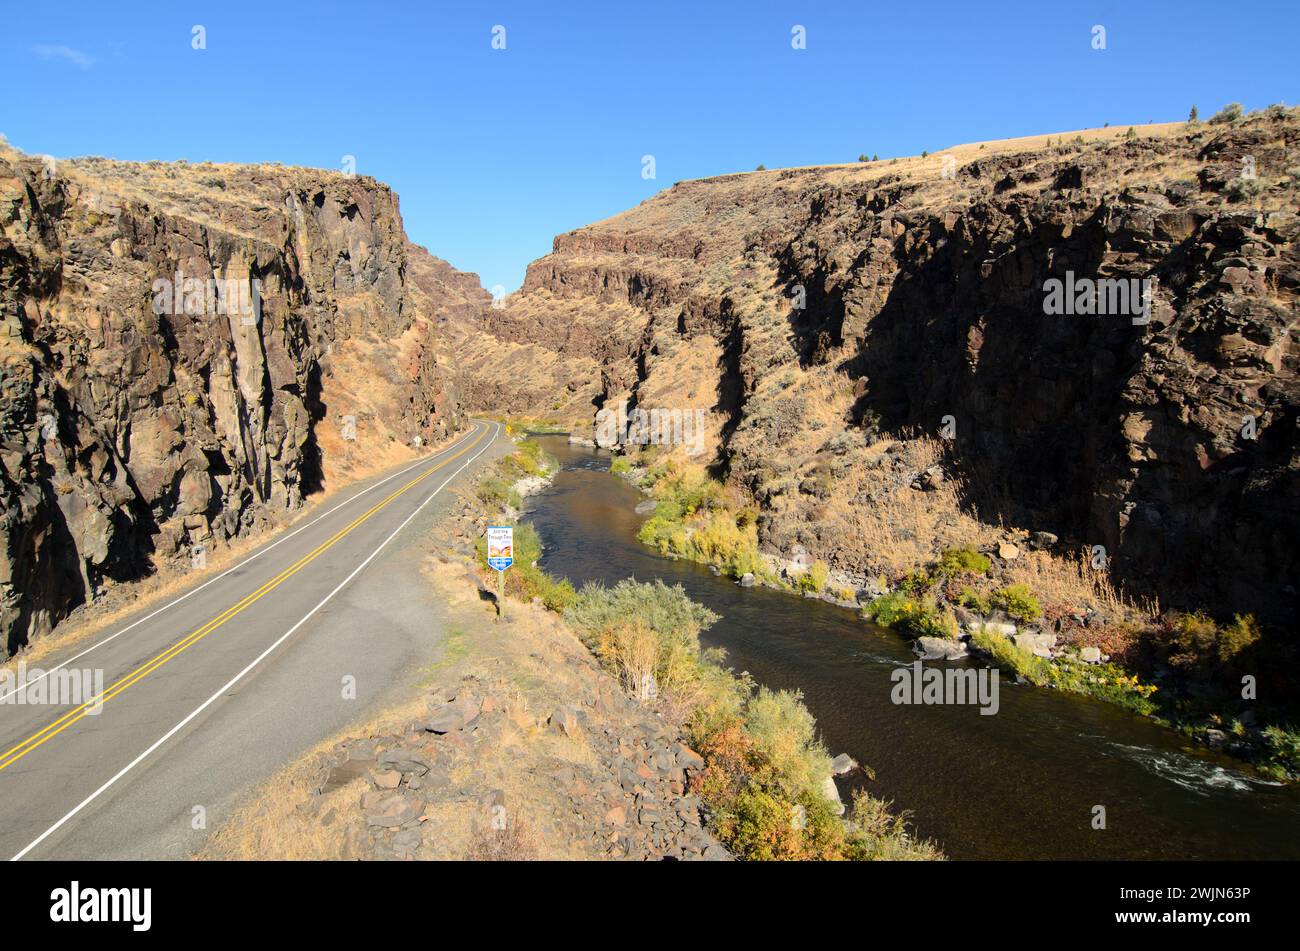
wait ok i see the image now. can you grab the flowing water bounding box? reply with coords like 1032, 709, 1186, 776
524, 436, 1300, 860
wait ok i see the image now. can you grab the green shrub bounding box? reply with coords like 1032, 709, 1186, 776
1260, 725, 1300, 781
796, 560, 829, 594
843, 790, 945, 861
719, 786, 800, 860
1170, 611, 1261, 671
958, 586, 991, 615
610, 455, 633, 476
969, 626, 1051, 685
718, 786, 846, 861
989, 583, 1042, 622
866, 593, 957, 639
866, 591, 918, 628
896, 569, 934, 594
1047, 659, 1158, 716
937, 548, 991, 577
1218, 614, 1261, 664
1224, 177, 1263, 202
476, 474, 521, 511
744, 687, 832, 800
634, 465, 767, 580
1209, 102, 1243, 124
1169, 611, 1220, 671
497, 439, 555, 481
567, 579, 720, 701
567, 578, 718, 644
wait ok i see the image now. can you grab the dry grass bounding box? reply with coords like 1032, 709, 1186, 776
201, 690, 431, 860
824, 436, 991, 578
462, 815, 541, 861
203, 774, 363, 861
1007, 547, 1161, 623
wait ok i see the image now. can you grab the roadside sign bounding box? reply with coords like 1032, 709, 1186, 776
486, 526, 514, 572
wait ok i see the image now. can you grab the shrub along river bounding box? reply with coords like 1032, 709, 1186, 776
525, 436, 1300, 859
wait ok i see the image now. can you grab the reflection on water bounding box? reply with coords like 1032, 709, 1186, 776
525, 436, 1300, 860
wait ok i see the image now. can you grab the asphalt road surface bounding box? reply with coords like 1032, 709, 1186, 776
0, 419, 504, 859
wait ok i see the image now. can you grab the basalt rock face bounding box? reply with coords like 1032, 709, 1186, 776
452, 112, 1300, 625
0, 145, 470, 654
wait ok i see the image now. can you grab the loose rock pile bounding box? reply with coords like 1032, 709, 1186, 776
301, 670, 729, 860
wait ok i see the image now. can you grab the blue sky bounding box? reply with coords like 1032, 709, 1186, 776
3, 1, 1297, 291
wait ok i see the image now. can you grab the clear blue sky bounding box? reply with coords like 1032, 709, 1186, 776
4, 1, 1297, 291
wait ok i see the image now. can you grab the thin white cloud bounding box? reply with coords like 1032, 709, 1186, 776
32, 44, 95, 70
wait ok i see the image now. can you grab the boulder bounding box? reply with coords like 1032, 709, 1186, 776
969, 620, 1017, 638
1029, 531, 1059, 550
673, 743, 705, 771
738, 573, 756, 587
363, 792, 422, 828
1012, 631, 1057, 657
378, 748, 432, 776
548, 706, 580, 738
912, 465, 945, 490
820, 776, 845, 816
831, 753, 858, 775
426, 695, 481, 734
1079, 646, 1102, 664
914, 636, 969, 661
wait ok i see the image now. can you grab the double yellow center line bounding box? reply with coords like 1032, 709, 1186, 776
0, 424, 487, 773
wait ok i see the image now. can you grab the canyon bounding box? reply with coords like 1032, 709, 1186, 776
3, 109, 1297, 667
448, 112, 1300, 635
0, 143, 475, 654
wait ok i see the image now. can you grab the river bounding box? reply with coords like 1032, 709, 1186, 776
523, 436, 1300, 859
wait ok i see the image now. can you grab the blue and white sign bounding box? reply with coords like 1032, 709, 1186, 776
486, 525, 514, 572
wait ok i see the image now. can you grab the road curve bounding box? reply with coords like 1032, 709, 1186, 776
0, 419, 504, 859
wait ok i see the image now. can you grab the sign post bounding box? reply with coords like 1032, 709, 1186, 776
485, 525, 514, 620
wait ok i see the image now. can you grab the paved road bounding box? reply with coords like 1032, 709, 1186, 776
0, 419, 504, 859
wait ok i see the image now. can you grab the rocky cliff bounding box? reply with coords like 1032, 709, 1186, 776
0, 145, 474, 654
451, 111, 1300, 626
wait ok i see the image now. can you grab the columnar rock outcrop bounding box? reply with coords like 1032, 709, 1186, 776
0, 145, 475, 654
448, 111, 1300, 626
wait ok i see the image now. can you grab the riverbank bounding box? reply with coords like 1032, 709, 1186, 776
471, 435, 943, 860
521, 435, 1300, 859
605, 443, 1299, 783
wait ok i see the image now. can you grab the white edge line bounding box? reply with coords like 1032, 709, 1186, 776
0, 428, 478, 703
10, 421, 498, 860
